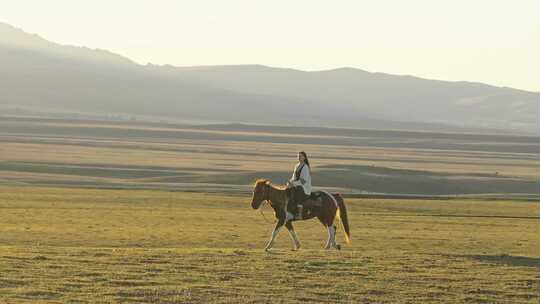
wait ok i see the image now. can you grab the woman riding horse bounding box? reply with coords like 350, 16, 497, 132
251, 150, 351, 251
286, 151, 311, 221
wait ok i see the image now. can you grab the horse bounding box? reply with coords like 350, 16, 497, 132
251, 179, 351, 251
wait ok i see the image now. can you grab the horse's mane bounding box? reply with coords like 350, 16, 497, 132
254, 179, 287, 190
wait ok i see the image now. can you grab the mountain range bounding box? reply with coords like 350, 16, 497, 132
1, 22, 539, 133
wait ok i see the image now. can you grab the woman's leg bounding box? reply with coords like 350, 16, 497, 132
292, 186, 306, 202
293, 186, 309, 219
285, 187, 297, 222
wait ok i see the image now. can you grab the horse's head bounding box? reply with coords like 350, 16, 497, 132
251, 179, 270, 209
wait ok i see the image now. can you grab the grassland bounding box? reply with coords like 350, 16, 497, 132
1, 186, 540, 303
1, 116, 540, 303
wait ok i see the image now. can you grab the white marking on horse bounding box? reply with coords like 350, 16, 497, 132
330, 225, 337, 247
265, 226, 282, 250
285, 212, 294, 222
325, 225, 335, 249
287, 228, 301, 249
320, 191, 340, 249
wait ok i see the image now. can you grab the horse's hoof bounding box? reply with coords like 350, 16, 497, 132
336, 244, 341, 250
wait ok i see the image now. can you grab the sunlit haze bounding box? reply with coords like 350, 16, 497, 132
2, 0, 539, 91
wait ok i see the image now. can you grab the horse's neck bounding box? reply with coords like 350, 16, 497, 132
268, 186, 287, 207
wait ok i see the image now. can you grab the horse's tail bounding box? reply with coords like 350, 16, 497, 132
334, 193, 351, 244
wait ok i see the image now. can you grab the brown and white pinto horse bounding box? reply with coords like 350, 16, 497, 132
251, 179, 351, 251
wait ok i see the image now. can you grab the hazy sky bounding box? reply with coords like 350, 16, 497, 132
2, 0, 539, 91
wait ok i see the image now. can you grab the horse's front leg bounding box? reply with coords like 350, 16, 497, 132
285, 221, 301, 250
265, 217, 285, 251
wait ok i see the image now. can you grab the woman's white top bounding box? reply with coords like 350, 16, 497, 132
289, 162, 312, 195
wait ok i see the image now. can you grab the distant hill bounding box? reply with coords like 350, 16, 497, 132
0, 22, 134, 65
1, 22, 539, 133
168, 65, 540, 132
0, 23, 342, 126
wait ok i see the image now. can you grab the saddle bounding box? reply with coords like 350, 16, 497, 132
307, 191, 324, 207
285, 189, 325, 220
286, 189, 324, 208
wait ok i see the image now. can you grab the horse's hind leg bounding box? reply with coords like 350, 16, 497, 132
316, 215, 331, 249
317, 214, 333, 249
331, 225, 341, 250
285, 221, 301, 250
319, 207, 340, 250
324, 225, 333, 249
325, 225, 340, 249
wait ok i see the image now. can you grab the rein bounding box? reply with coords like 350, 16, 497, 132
258, 200, 276, 224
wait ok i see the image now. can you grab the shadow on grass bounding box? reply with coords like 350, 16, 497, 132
457, 254, 540, 268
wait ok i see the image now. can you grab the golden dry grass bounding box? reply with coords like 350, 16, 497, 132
1, 186, 540, 303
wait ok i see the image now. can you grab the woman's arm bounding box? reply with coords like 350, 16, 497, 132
299, 166, 310, 185
290, 168, 296, 182
287, 164, 298, 187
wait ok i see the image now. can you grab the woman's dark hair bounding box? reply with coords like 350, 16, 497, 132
299, 151, 310, 167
